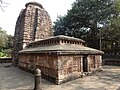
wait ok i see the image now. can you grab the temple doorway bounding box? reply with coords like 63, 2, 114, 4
93, 56, 96, 68
83, 55, 88, 72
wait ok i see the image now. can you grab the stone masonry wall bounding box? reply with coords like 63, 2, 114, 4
57, 55, 102, 84
18, 53, 102, 84
57, 55, 83, 84
18, 53, 58, 83
87, 55, 102, 72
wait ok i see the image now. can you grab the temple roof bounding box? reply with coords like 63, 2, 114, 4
32, 35, 85, 43
26, 35, 85, 48
20, 35, 104, 55
19, 44, 104, 55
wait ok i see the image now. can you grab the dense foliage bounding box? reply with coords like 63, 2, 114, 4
0, 27, 13, 57
54, 0, 120, 51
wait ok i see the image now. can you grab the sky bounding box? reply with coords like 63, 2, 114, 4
0, 0, 75, 35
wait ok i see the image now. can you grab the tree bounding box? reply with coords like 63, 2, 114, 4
96, 0, 120, 58
0, 27, 8, 48
0, 27, 13, 57
54, 0, 115, 49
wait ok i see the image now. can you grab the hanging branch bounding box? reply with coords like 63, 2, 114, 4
0, 0, 9, 11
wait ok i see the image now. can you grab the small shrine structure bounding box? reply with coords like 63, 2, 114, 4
18, 35, 104, 84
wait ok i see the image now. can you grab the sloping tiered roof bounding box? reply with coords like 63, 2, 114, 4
19, 35, 104, 55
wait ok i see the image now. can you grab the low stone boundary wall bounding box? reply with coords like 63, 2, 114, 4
103, 59, 120, 66
0, 58, 12, 63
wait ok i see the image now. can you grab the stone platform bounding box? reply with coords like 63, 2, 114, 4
0, 63, 120, 90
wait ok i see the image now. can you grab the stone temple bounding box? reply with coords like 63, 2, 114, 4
13, 2, 104, 84
13, 2, 52, 65
18, 35, 103, 84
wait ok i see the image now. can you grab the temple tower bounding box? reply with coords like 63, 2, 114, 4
13, 2, 52, 65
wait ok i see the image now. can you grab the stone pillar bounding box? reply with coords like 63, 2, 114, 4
99, 55, 103, 71
34, 68, 42, 90
81, 56, 83, 78
87, 56, 90, 72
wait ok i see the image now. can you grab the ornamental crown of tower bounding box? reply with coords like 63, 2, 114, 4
25, 2, 43, 9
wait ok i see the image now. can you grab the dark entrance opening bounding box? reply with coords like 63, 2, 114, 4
83, 55, 88, 72
93, 56, 96, 68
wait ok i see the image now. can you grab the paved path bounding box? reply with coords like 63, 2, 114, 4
0, 63, 120, 90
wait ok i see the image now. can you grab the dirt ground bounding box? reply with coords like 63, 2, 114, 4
0, 63, 120, 90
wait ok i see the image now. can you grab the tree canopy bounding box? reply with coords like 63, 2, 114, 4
54, 0, 120, 50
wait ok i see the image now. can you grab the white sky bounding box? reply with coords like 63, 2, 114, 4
0, 0, 75, 35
